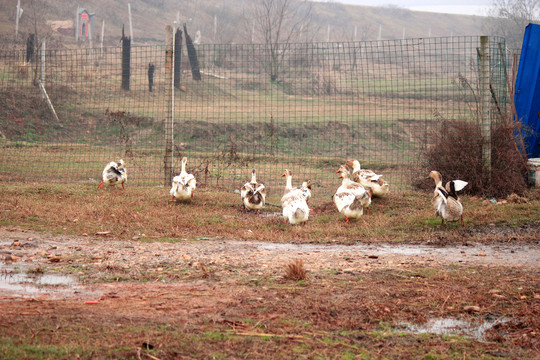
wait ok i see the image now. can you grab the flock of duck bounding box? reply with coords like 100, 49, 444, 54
98, 158, 468, 226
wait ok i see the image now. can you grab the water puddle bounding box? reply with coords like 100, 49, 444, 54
259, 212, 282, 218
399, 317, 508, 342
0, 266, 90, 299
251, 242, 540, 266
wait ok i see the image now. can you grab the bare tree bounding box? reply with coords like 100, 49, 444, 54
483, 0, 540, 49
243, 0, 314, 82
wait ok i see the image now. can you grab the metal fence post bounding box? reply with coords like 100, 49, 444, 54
163, 25, 173, 186
479, 36, 491, 170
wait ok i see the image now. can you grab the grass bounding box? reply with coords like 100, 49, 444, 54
1, 183, 539, 244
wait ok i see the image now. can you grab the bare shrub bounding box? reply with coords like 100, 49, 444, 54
284, 259, 307, 281
418, 118, 528, 198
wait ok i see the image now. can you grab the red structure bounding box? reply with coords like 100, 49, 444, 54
75, 8, 95, 40
80, 12, 89, 37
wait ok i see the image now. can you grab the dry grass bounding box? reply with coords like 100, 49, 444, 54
1, 183, 539, 244
284, 259, 307, 281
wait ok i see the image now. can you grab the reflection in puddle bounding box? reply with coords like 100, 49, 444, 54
400, 317, 508, 342
0, 266, 78, 298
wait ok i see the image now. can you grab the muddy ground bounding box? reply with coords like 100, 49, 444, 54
1, 226, 539, 359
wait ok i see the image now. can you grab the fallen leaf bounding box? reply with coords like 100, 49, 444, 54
463, 305, 481, 313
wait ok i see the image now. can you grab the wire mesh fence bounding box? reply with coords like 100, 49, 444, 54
0, 34, 509, 198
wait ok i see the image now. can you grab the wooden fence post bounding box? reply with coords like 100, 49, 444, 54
148, 63, 155, 92
121, 25, 131, 91
26, 34, 35, 62
174, 27, 183, 89
479, 36, 491, 170
184, 24, 201, 81
163, 25, 173, 186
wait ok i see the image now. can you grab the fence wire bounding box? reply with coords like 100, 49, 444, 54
0, 36, 509, 197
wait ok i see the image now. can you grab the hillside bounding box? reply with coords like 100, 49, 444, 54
0, 0, 486, 47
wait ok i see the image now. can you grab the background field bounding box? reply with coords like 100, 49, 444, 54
0, 36, 511, 196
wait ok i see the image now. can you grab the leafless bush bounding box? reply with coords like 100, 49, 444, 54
418, 118, 528, 198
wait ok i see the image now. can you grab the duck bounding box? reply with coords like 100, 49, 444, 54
170, 157, 197, 202
240, 169, 266, 211
97, 159, 127, 190
428, 170, 445, 212
429, 170, 468, 226
345, 159, 389, 197
297, 179, 312, 203
280, 169, 310, 225
334, 165, 371, 222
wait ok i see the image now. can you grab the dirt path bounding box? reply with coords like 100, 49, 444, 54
1, 227, 539, 359
1, 226, 539, 300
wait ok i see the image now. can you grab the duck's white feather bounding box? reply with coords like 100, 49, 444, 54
436, 187, 464, 222
98, 159, 127, 189
282, 194, 310, 224
281, 169, 309, 224
334, 166, 370, 220
430, 171, 467, 225
241, 169, 266, 211
452, 180, 468, 192
347, 159, 389, 197
170, 157, 196, 201
297, 180, 312, 202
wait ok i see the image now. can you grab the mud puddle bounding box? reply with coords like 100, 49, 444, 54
0, 265, 97, 300
399, 316, 509, 342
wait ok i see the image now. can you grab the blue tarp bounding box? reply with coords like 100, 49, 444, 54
515, 23, 540, 158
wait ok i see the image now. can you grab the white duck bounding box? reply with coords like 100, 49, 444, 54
280, 169, 310, 225
334, 165, 371, 222
97, 159, 127, 190
297, 179, 312, 203
429, 170, 468, 226
240, 169, 266, 211
346, 159, 389, 197
170, 157, 197, 202
429, 170, 445, 212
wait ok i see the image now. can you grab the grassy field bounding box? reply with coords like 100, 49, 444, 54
1, 183, 539, 243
